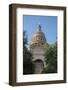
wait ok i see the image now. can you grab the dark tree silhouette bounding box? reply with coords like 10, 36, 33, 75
23, 31, 34, 74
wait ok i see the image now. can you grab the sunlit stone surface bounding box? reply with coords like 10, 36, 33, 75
30, 24, 47, 74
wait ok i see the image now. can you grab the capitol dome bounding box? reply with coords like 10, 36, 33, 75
30, 25, 46, 47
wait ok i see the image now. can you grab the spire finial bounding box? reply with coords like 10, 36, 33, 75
37, 23, 42, 32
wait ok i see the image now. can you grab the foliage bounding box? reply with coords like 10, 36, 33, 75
23, 31, 34, 74
42, 43, 57, 73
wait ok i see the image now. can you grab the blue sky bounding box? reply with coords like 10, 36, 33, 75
23, 15, 57, 44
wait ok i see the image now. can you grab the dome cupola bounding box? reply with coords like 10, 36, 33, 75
30, 24, 46, 47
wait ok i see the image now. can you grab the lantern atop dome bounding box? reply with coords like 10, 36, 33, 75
37, 24, 42, 32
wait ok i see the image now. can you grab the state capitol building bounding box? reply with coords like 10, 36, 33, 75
30, 24, 47, 74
